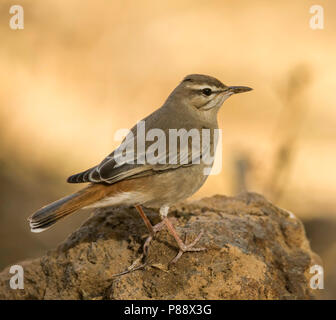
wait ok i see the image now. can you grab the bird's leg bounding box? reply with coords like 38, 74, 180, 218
135, 205, 166, 255
160, 206, 206, 264
135, 205, 154, 234
112, 205, 161, 277
142, 221, 166, 255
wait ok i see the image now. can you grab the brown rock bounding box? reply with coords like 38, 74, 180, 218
0, 192, 320, 299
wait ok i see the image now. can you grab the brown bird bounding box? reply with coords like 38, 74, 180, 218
29, 74, 252, 263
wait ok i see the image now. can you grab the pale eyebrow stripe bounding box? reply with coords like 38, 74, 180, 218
185, 84, 221, 91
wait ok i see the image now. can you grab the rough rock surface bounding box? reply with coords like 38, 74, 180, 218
0, 192, 320, 299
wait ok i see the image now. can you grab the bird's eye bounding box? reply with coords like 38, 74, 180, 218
201, 88, 212, 96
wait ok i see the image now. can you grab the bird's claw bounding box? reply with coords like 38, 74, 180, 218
142, 220, 166, 255
169, 229, 206, 265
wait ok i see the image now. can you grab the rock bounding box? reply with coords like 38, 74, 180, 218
0, 192, 320, 299
303, 218, 336, 299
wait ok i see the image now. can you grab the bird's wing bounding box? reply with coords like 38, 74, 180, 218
67, 126, 212, 184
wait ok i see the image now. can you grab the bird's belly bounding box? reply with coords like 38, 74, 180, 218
85, 191, 149, 209
141, 165, 209, 208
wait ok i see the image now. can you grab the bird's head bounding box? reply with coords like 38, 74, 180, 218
168, 74, 252, 114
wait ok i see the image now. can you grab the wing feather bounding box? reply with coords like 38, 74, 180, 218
67, 117, 215, 184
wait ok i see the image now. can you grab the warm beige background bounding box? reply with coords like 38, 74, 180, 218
0, 0, 335, 298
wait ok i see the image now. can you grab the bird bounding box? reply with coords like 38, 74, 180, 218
28, 74, 252, 263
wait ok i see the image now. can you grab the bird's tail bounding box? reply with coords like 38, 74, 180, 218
28, 184, 106, 233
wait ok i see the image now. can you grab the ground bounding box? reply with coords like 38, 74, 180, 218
0, 192, 320, 299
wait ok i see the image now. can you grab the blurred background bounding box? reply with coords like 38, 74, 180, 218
0, 0, 335, 298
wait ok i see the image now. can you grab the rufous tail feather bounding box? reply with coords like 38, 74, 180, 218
28, 184, 108, 233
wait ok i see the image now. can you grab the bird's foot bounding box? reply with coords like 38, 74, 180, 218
169, 229, 206, 265
142, 220, 166, 255
111, 254, 146, 277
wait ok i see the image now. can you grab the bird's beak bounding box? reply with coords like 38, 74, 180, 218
227, 86, 253, 94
